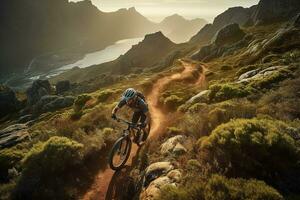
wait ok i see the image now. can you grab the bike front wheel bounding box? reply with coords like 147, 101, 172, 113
108, 136, 132, 170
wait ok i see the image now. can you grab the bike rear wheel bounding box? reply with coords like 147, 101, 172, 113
108, 136, 132, 170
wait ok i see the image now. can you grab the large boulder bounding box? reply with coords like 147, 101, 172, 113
26, 80, 51, 106
143, 162, 174, 188
35, 95, 75, 113
192, 24, 247, 61
0, 85, 20, 118
55, 80, 71, 94
160, 135, 187, 156
0, 124, 29, 149
140, 161, 182, 200
186, 90, 209, 104
213, 23, 246, 47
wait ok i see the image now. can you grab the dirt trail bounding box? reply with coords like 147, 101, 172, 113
81, 60, 205, 200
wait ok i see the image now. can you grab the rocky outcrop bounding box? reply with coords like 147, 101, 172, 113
212, 23, 246, 47
140, 162, 182, 200
0, 85, 20, 118
160, 135, 187, 156
242, 14, 300, 63
251, 0, 300, 25
190, 0, 300, 45
0, 124, 29, 149
237, 65, 289, 83
55, 80, 71, 94
34, 95, 75, 113
190, 6, 256, 44
192, 23, 247, 61
26, 80, 51, 106
24, 80, 74, 115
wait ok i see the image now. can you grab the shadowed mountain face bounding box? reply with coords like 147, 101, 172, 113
0, 0, 207, 78
0, 0, 157, 76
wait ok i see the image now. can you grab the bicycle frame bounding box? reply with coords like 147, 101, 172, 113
116, 117, 142, 138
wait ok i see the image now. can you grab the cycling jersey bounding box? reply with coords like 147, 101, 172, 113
117, 96, 149, 113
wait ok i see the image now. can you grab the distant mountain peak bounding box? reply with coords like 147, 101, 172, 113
143, 31, 172, 43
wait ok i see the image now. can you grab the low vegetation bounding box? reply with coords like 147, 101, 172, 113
158, 175, 283, 200
13, 136, 83, 199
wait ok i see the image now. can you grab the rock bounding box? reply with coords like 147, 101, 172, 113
186, 90, 209, 104
173, 143, 187, 155
166, 169, 182, 182
237, 65, 289, 83
141, 176, 173, 200
140, 169, 182, 200
0, 85, 20, 118
213, 23, 246, 47
143, 162, 174, 188
26, 80, 51, 106
192, 23, 247, 61
35, 95, 75, 113
160, 135, 187, 155
0, 124, 29, 149
55, 80, 71, 94
238, 68, 261, 81
294, 13, 300, 27
17, 114, 33, 124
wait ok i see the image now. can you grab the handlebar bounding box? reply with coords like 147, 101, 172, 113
113, 117, 142, 129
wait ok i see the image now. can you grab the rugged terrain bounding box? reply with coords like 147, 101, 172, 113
0, 0, 300, 199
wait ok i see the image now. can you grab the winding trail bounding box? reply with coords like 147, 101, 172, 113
81, 60, 205, 200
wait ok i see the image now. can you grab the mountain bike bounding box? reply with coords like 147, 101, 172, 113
108, 117, 151, 170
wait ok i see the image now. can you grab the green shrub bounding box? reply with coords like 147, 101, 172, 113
166, 127, 183, 136
164, 95, 184, 111
97, 90, 114, 102
0, 182, 15, 200
208, 83, 251, 102
198, 118, 300, 182
14, 136, 83, 199
159, 175, 283, 200
220, 65, 232, 71
74, 94, 92, 111
0, 148, 25, 181
204, 175, 283, 200
188, 103, 208, 113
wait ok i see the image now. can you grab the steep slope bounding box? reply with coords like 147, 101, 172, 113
252, 0, 300, 25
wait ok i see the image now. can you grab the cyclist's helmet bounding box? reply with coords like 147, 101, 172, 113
122, 88, 137, 102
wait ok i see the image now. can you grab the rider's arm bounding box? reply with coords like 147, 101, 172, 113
112, 99, 126, 117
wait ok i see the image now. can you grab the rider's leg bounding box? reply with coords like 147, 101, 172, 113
132, 112, 141, 124
132, 112, 141, 142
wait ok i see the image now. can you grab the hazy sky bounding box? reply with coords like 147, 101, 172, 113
71, 0, 259, 22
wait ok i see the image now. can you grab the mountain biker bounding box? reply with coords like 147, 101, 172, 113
111, 88, 150, 140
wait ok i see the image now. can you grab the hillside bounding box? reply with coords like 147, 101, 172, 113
0, 0, 300, 200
